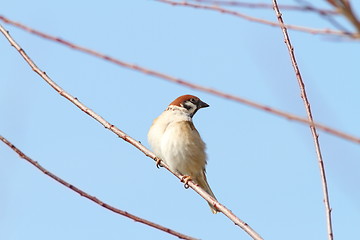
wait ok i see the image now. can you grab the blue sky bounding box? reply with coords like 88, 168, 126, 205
1, 1, 359, 239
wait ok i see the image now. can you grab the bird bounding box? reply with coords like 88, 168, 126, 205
148, 94, 218, 213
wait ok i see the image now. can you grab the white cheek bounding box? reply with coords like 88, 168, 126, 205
183, 102, 197, 115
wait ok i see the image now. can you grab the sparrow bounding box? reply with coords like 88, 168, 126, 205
148, 95, 218, 213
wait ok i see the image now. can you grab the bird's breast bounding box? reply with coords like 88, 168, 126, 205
160, 121, 206, 176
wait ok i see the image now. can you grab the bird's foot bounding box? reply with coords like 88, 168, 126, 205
180, 175, 192, 189
155, 157, 163, 169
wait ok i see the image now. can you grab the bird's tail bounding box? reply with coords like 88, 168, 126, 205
195, 174, 219, 214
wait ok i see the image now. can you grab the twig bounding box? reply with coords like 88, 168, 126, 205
0, 135, 198, 240
326, 0, 360, 37
1, 16, 359, 144
0, 24, 264, 240
156, 0, 355, 37
191, 0, 338, 15
272, 2, 334, 240
190, 0, 351, 33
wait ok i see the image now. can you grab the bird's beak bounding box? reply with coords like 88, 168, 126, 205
198, 100, 209, 109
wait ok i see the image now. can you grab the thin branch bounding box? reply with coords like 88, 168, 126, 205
190, 0, 338, 15
0, 24, 263, 240
0, 135, 198, 240
1, 16, 359, 144
156, 0, 355, 38
272, 2, 334, 240
291, 0, 351, 32
191, 0, 351, 33
326, 0, 360, 36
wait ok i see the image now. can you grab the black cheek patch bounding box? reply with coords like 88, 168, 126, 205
182, 102, 192, 110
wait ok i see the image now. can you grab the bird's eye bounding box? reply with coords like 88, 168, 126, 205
190, 98, 196, 103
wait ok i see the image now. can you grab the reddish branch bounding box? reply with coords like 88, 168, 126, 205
191, 0, 338, 15
0, 24, 264, 240
0, 135, 198, 240
326, 0, 360, 36
0, 16, 359, 145
272, 1, 334, 240
156, 0, 354, 37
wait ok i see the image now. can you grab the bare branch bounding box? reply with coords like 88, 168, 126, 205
0, 23, 264, 240
190, 0, 338, 15
1, 16, 359, 144
156, 0, 356, 38
326, 0, 360, 36
190, 0, 352, 33
0, 135, 198, 240
272, 2, 334, 240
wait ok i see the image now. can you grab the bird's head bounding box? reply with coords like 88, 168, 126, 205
169, 95, 209, 117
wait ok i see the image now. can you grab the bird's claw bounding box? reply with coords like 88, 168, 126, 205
181, 175, 192, 189
155, 157, 162, 168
